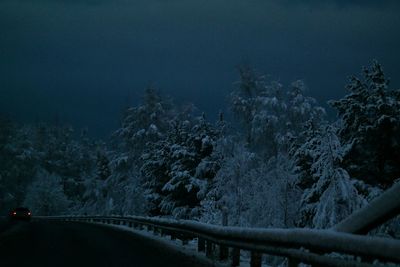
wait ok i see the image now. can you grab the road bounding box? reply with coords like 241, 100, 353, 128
0, 219, 214, 267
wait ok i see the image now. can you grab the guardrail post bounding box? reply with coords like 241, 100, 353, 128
206, 240, 214, 258
288, 258, 299, 267
161, 229, 166, 237
250, 252, 262, 267
179, 234, 188, 245
231, 248, 240, 267
219, 244, 229, 261
198, 238, 205, 252
170, 233, 176, 240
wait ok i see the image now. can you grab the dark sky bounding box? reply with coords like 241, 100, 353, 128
1, 0, 399, 137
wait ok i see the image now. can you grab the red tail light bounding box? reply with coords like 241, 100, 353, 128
12, 211, 16, 216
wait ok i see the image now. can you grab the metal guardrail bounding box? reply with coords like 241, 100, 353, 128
36, 182, 400, 267
37, 214, 400, 267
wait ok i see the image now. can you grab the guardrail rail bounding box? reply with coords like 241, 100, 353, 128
37, 182, 400, 267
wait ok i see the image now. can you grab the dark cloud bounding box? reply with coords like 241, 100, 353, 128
0, 0, 399, 137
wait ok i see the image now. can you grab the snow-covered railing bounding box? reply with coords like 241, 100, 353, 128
333, 182, 400, 234
37, 214, 400, 267
35, 182, 400, 267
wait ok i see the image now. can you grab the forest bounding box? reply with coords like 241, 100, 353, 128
1, 61, 399, 234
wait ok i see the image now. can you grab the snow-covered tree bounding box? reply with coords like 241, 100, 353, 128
201, 141, 258, 226
297, 125, 366, 228
202, 138, 300, 228
102, 154, 147, 216
95, 150, 111, 181
0, 124, 38, 209
231, 67, 325, 159
260, 153, 301, 228
231, 66, 268, 146
103, 87, 177, 216
114, 86, 174, 163
24, 169, 69, 216
330, 61, 400, 188
141, 113, 221, 219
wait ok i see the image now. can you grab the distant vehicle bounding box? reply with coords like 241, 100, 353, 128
9, 207, 31, 221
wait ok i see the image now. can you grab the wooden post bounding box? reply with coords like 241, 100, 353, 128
250, 252, 262, 267
198, 238, 205, 252
206, 240, 213, 258
231, 248, 240, 267
219, 244, 229, 261
218, 206, 229, 261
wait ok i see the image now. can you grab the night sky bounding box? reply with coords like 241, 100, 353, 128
1, 0, 399, 137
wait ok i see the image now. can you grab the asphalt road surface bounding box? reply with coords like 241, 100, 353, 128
0, 219, 214, 267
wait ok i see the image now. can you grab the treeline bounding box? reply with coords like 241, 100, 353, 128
1, 62, 399, 234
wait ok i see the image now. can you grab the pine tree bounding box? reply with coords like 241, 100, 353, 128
141, 113, 221, 219
330, 61, 400, 188
115, 86, 173, 162
96, 150, 111, 181
231, 66, 267, 146
297, 125, 365, 228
